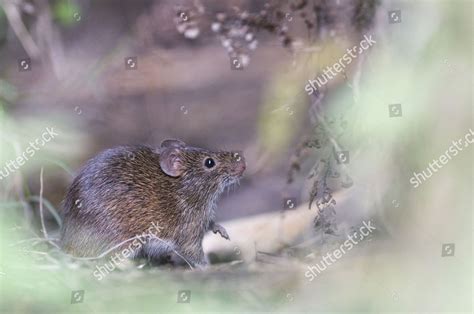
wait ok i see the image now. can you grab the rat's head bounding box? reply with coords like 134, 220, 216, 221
158, 139, 246, 194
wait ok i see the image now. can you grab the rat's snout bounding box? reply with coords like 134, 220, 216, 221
230, 151, 246, 176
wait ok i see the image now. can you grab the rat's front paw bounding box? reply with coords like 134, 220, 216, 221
212, 223, 230, 240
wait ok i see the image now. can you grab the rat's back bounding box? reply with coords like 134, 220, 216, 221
59, 145, 168, 257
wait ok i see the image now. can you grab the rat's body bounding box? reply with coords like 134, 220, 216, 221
60, 140, 245, 267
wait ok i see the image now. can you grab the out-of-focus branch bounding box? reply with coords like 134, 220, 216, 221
39, 167, 48, 240
1, 0, 41, 59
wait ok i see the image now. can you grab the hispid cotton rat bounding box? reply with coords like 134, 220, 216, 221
59, 139, 246, 267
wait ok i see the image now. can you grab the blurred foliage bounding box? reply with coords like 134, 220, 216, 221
258, 39, 351, 156
52, 0, 81, 27
0, 6, 7, 44
0, 79, 18, 106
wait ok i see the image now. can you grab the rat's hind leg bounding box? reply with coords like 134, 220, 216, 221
136, 239, 174, 264
180, 245, 208, 269
138, 239, 196, 267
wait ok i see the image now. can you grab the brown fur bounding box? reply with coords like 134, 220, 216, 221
60, 140, 245, 266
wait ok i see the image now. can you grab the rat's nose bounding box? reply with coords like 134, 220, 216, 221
231, 152, 246, 176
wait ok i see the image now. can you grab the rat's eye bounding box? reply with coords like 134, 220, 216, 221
204, 157, 216, 169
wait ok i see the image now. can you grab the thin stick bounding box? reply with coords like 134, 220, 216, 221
29, 196, 62, 227
9, 237, 58, 247
39, 167, 49, 240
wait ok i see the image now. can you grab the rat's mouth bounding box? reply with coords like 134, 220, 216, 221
230, 165, 246, 177
221, 175, 241, 189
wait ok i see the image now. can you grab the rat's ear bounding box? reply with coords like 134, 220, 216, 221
160, 139, 186, 149
159, 147, 185, 177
